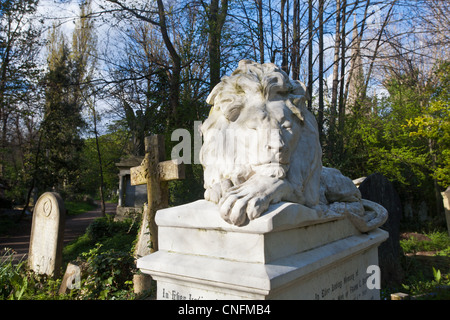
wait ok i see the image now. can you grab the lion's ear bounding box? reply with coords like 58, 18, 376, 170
290, 80, 309, 100
286, 99, 304, 122
206, 81, 226, 105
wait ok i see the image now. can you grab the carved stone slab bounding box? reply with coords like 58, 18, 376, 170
28, 192, 65, 278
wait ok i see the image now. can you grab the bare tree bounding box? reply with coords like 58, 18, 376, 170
317, 0, 324, 140
201, 0, 229, 90
106, 0, 181, 129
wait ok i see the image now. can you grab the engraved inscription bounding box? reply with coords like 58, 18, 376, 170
314, 267, 376, 300
161, 287, 203, 300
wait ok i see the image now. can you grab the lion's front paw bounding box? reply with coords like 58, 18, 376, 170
218, 176, 291, 226
205, 179, 233, 204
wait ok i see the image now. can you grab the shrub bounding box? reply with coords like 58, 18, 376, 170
1, 248, 63, 300
0, 249, 27, 299
78, 244, 136, 300
86, 216, 138, 243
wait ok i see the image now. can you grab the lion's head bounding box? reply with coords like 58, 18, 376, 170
199, 60, 322, 225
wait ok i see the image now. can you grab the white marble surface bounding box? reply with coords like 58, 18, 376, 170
28, 192, 65, 277
157, 200, 327, 233
157, 200, 360, 263
138, 227, 388, 299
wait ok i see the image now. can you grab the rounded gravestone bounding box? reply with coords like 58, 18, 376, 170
358, 173, 403, 286
28, 192, 66, 278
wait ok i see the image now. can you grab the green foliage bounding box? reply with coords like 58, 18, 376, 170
78, 244, 135, 300
0, 248, 63, 300
86, 216, 139, 243
37, 24, 86, 194
404, 61, 450, 188
65, 201, 97, 216
1, 215, 140, 300
64, 216, 139, 299
391, 230, 450, 299
64, 216, 138, 263
1, 249, 26, 299
328, 61, 450, 222
78, 128, 130, 199
400, 231, 450, 254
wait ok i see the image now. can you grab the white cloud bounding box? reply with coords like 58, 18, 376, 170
37, 0, 81, 36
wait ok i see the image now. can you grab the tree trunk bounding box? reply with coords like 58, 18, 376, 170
307, 0, 313, 111
155, 0, 182, 130
207, 0, 229, 91
281, 0, 288, 73
257, 0, 264, 64
92, 106, 105, 217
318, 0, 324, 141
292, 0, 299, 80
330, 0, 341, 134
338, 0, 347, 136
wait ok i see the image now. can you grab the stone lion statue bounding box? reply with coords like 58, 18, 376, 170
199, 60, 387, 231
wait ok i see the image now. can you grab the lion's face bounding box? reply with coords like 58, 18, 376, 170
230, 97, 301, 169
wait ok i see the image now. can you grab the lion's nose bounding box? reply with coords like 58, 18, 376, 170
265, 131, 285, 151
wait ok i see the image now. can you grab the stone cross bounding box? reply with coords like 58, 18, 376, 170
130, 135, 185, 253
28, 192, 66, 278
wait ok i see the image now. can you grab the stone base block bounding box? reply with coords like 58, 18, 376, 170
137, 200, 388, 300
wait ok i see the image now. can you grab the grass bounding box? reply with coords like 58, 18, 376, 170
65, 201, 97, 216
382, 230, 450, 300
2, 198, 449, 300
62, 216, 139, 265
1, 215, 141, 300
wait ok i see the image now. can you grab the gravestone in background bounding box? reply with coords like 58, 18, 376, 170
115, 156, 147, 221
442, 187, 450, 237
28, 192, 66, 278
359, 173, 403, 286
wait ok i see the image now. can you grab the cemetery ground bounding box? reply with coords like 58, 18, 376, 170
0, 198, 449, 300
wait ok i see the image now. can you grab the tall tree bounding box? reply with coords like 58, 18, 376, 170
72, 0, 104, 214
317, 0, 324, 140
307, 0, 313, 110
328, 0, 341, 156
0, 0, 41, 181
201, 0, 229, 91
291, 0, 299, 80
39, 25, 85, 193
106, 0, 182, 131
337, 0, 347, 137
256, 0, 264, 64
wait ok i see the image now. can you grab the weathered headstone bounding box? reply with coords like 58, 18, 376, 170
130, 135, 185, 294
28, 192, 65, 278
359, 173, 403, 286
442, 187, 450, 237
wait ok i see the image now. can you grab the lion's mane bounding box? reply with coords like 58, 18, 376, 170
199, 60, 322, 208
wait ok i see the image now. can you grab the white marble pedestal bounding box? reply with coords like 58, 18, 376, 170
137, 200, 388, 300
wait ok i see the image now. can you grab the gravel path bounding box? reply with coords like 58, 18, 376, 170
0, 201, 117, 263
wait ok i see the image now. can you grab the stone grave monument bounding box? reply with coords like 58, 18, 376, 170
359, 173, 403, 286
115, 155, 148, 221
129, 135, 185, 294
28, 192, 66, 278
137, 60, 388, 300
442, 187, 450, 237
